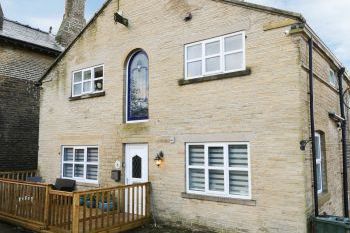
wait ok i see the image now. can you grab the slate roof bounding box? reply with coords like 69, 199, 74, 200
0, 18, 63, 55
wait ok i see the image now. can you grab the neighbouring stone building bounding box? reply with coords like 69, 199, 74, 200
37, 0, 349, 232
0, 1, 85, 171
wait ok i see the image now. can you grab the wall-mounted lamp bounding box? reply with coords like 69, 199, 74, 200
300, 139, 311, 151
154, 151, 164, 167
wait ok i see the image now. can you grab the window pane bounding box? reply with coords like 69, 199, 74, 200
315, 135, 321, 159
94, 66, 103, 78
75, 149, 85, 162
83, 81, 92, 92
86, 165, 98, 180
128, 51, 149, 121
187, 44, 202, 60
73, 72, 82, 83
187, 61, 202, 77
63, 164, 73, 178
189, 169, 205, 191
205, 41, 220, 56
208, 146, 224, 167
87, 148, 98, 162
317, 164, 322, 192
73, 83, 82, 96
229, 171, 249, 196
94, 79, 103, 91
225, 35, 243, 52
205, 56, 220, 73
132, 155, 142, 179
83, 70, 92, 81
74, 164, 84, 178
64, 148, 73, 161
225, 52, 243, 71
229, 145, 248, 168
189, 145, 204, 166
209, 170, 224, 192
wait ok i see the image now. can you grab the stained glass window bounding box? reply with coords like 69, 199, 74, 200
127, 51, 149, 122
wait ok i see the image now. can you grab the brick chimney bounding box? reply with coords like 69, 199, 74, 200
56, 0, 86, 47
0, 3, 4, 30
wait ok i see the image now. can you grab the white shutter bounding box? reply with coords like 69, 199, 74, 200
189, 145, 204, 165
189, 169, 205, 191
208, 147, 224, 167
87, 165, 98, 180
209, 170, 224, 191
229, 145, 248, 168
229, 171, 249, 196
63, 164, 73, 178
87, 148, 98, 162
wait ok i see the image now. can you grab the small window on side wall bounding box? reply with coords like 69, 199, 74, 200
72, 65, 104, 97
185, 31, 245, 80
315, 132, 327, 194
329, 69, 337, 88
126, 50, 149, 123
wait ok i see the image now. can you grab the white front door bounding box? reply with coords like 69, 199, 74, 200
125, 144, 148, 215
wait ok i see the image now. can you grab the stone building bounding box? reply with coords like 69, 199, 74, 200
0, 0, 85, 171
37, 0, 349, 232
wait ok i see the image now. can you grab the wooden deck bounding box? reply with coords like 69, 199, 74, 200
0, 172, 151, 233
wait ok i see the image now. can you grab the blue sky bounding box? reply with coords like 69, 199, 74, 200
0, 0, 349, 69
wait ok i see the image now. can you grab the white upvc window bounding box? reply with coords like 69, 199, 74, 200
72, 65, 104, 97
315, 133, 323, 194
329, 69, 337, 87
62, 146, 99, 184
185, 31, 246, 80
186, 142, 251, 199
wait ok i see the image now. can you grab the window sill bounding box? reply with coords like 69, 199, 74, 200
178, 68, 251, 86
181, 192, 256, 206
69, 91, 105, 101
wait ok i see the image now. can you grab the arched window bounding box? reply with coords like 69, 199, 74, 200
126, 50, 149, 122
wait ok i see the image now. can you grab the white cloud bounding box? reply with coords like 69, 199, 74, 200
248, 0, 350, 69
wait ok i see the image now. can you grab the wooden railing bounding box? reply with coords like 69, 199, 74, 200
0, 170, 37, 181
0, 178, 50, 230
0, 178, 151, 233
73, 182, 151, 233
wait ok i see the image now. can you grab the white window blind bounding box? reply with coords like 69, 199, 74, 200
186, 143, 251, 199
72, 65, 104, 97
62, 146, 99, 183
185, 31, 245, 79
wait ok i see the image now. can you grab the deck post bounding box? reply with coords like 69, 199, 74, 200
72, 193, 80, 233
146, 183, 151, 218
43, 185, 51, 229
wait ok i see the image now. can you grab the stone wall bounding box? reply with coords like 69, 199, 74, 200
0, 43, 55, 81
0, 75, 40, 171
298, 36, 345, 222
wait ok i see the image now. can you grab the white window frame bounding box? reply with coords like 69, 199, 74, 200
71, 64, 104, 97
186, 142, 251, 199
184, 31, 246, 80
61, 146, 99, 184
329, 69, 337, 88
315, 133, 323, 194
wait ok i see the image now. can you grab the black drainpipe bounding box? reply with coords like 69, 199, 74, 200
308, 38, 318, 217
338, 67, 349, 217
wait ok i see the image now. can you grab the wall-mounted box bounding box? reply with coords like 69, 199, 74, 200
111, 170, 121, 182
